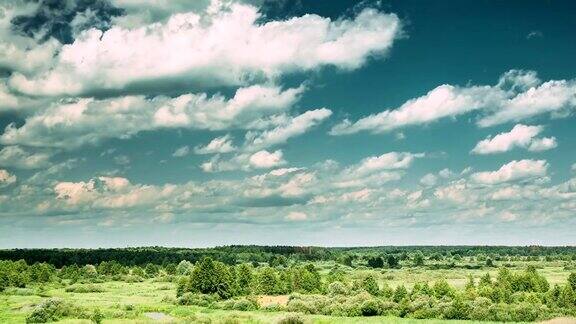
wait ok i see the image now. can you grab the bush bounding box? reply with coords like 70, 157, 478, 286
3, 287, 35, 296
26, 298, 84, 323
360, 298, 384, 316
276, 313, 307, 324
469, 297, 492, 320
233, 298, 259, 311
90, 309, 104, 324
327, 281, 348, 296
177, 293, 220, 307
218, 298, 259, 311
362, 276, 379, 296
65, 284, 105, 293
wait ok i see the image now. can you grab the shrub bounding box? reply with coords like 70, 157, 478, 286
262, 303, 284, 312
327, 281, 348, 296
362, 276, 379, 296
3, 287, 35, 296
360, 298, 384, 316
90, 309, 104, 324
469, 297, 492, 320
219, 298, 259, 311
187, 257, 235, 299
393, 285, 408, 302
65, 284, 104, 293
26, 298, 83, 323
276, 313, 307, 324
177, 293, 220, 307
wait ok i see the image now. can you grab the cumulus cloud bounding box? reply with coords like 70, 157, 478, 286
0, 1, 61, 74
54, 176, 173, 209
344, 152, 423, 177
172, 146, 191, 157
420, 173, 437, 186
0, 169, 17, 187
245, 108, 332, 150
194, 135, 236, 154
330, 84, 495, 135
330, 70, 576, 135
0, 146, 52, 169
249, 150, 285, 169
471, 124, 556, 154
200, 149, 286, 172
285, 211, 307, 221
470, 159, 548, 185
0, 85, 301, 148
478, 80, 576, 127
9, 4, 401, 96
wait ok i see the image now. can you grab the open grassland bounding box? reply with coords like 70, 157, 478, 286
0, 280, 526, 323
1, 262, 574, 323
1, 246, 576, 323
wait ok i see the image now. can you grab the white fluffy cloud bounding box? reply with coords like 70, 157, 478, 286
245, 108, 332, 150
420, 173, 438, 186
0, 169, 17, 187
0, 1, 60, 75
344, 152, 423, 177
249, 150, 285, 169
172, 146, 191, 157
478, 80, 576, 127
9, 4, 401, 96
285, 211, 307, 221
470, 159, 548, 185
330, 84, 495, 135
54, 176, 174, 209
1, 85, 301, 148
0, 146, 52, 169
471, 124, 556, 154
200, 149, 286, 172
194, 135, 236, 154
330, 70, 576, 135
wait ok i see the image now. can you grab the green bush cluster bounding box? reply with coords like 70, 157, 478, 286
177, 257, 322, 299
25, 298, 89, 323
0, 260, 56, 290
64, 284, 105, 293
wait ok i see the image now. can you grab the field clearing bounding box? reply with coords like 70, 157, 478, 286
1, 262, 573, 323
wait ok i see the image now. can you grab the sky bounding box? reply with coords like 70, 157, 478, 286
0, 0, 575, 248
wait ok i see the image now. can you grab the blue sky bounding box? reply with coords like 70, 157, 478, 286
0, 0, 575, 247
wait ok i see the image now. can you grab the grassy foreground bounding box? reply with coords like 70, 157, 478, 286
0, 279, 514, 323
0, 274, 568, 323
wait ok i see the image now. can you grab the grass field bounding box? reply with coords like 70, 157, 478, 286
1, 261, 573, 323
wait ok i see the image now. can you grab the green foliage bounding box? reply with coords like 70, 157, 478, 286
433, 279, 454, 298
256, 267, 281, 295
65, 284, 105, 293
26, 298, 84, 323
327, 281, 348, 295
386, 255, 400, 269
362, 275, 379, 296
235, 263, 254, 295
90, 308, 104, 324
568, 272, 576, 290
413, 251, 425, 266
367, 256, 384, 268
177, 292, 220, 306
2, 246, 576, 322
187, 257, 234, 299
276, 313, 306, 324
393, 285, 408, 302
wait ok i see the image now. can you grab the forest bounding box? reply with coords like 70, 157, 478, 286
1, 246, 576, 323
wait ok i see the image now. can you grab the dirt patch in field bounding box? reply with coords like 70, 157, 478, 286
539, 318, 576, 324
257, 295, 289, 307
